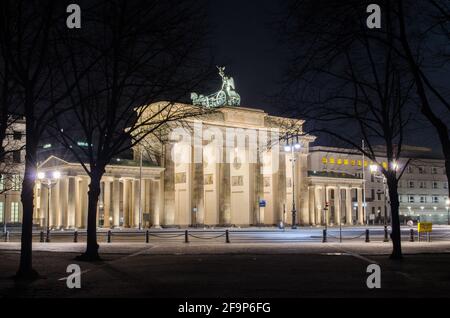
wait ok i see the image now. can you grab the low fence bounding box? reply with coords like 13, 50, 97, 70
2, 227, 450, 244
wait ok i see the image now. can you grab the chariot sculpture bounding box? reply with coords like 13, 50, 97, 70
191, 66, 241, 108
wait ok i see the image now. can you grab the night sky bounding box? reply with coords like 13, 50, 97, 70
207, 0, 285, 114
207, 0, 445, 154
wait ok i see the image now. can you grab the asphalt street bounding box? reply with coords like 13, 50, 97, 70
1, 241, 450, 298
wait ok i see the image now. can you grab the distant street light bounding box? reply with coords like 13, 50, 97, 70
38, 171, 61, 241
284, 136, 302, 229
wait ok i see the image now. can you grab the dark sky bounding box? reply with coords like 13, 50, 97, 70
207, 0, 285, 114
206, 0, 446, 154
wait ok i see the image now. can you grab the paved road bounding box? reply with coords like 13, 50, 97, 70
3, 226, 450, 244
1, 242, 450, 298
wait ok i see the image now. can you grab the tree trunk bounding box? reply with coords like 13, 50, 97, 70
15, 132, 39, 280
77, 171, 102, 261
386, 172, 402, 260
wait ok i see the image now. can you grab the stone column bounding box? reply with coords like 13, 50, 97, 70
325, 186, 330, 226
75, 178, 82, 228
67, 177, 76, 228
103, 180, 111, 228
40, 184, 48, 227
308, 186, 315, 225
112, 178, 120, 227
357, 187, 364, 225
59, 177, 69, 228
155, 172, 164, 228
144, 179, 151, 227
50, 180, 60, 228
140, 179, 146, 227
80, 177, 89, 228
314, 187, 322, 225
335, 187, 341, 225
346, 188, 353, 225
133, 179, 140, 228
122, 179, 130, 227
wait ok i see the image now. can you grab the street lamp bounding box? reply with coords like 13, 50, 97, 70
37, 170, 61, 242
284, 137, 301, 229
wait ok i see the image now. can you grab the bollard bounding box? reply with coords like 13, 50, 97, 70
146, 230, 149, 243
74, 231, 78, 243
107, 230, 112, 243
365, 229, 370, 243
383, 226, 389, 242
46, 229, 51, 243
4, 231, 9, 242
226, 230, 230, 243
40, 231, 45, 243
410, 229, 414, 242
185, 230, 189, 243
322, 229, 327, 243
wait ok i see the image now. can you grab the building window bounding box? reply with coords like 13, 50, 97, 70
371, 189, 375, 200
431, 167, 438, 174
329, 157, 335, 164
444, 182, 448, 190
409, 181, 415, 189
322, 157, 327, 164
377, 192, 381, 200
0, 202, 3, 223
407, 166, 413, 174
408, 196, 415, 203
399, 196, 403, 203
371, 175, 374, 182
433, 196, 439, 204
420, 196, 426, 203
351, 160, 356, 166
382, 162, 388, 169
0, 175, 3, 192
344, 159, 349, 165
175, 172, 186, 184
232, 176, 244, 187
13, 150, 21, 163
357, 160, 362, 166
433, 182, 438, 189
13, 131, 22, 140
10, 202, 19, 223
337, 159, 342, 165
12, 175, 21, 191
418, 166, 425, 174
419, 181, 426, 189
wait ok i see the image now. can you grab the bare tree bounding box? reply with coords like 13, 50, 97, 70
53, 0, 214, 261
0, 35, 21, 190
0, 0, 80, 280
394, 0, 450, 201
279, 0, 417, 259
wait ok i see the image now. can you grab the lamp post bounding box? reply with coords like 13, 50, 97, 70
284, 138, 301, 229
37, 170, 61, 241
